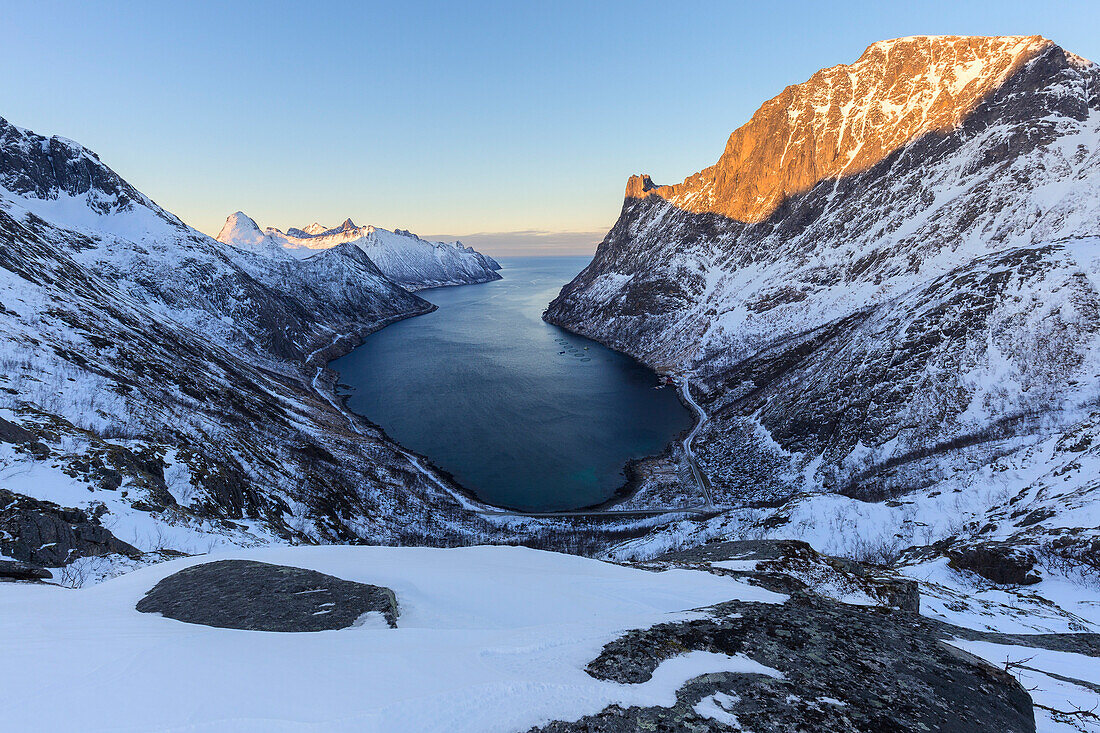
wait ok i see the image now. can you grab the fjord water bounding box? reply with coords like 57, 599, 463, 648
332, 256, 694, 511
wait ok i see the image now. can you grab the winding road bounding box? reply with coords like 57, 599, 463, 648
678, 377, 717, 510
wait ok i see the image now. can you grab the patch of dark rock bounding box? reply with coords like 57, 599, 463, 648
1015, 507, 1057, 527
298, 442, 337, 466
656, 539, 920, 612
136, 559, 398, 632
0, 559, 52, 581
533, 592, 1035, 733
940, 627, 1100, 658
0, 488, 142, 566
946, 542, 1041, 585
657, 538, 814, 564
0, 415, 38, 444
128, 500, 166, 513
0, 416, 51, 458
65, 443, 175, 508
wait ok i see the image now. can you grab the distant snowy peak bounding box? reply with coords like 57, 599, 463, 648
630, 35, 1064, 223
287, 222, 331, 237
349, 226, 502, 290
0, 115, 432, 363
216, 211, 265, 247
216, 213, 502, 290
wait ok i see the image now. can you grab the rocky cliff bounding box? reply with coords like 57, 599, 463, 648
546, 36, 1100, 572
637, 36, 1057, 223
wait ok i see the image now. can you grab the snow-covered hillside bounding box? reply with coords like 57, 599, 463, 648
217, 212, 502, 290
546, 38, 1100, 577
0, 115, 533, 573
5, 543, 1089, 733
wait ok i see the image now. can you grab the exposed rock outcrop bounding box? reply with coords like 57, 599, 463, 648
525, 537, 1100, 732
656, 538, 921, 612
531, 594, 1036, 733
136, 559, 399, 631
946, 542, 1042, 585
0, 559, 52, 581
634, 36, 1056, 223
0, 488, 141, 566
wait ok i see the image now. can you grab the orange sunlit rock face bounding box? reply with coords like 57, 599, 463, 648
631, 35, 1053, 222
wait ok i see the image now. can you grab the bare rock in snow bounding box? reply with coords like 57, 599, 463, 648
0, 559, 52, 581
535, 593, 1037, 733
0, 488, 142, 567
655, 538, 921, 612
946, 542, 1042, 585
136, 559, 399, 631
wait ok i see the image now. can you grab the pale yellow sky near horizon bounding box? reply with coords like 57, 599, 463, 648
198, 212, 610, 258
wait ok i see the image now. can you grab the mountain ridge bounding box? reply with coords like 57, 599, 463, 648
0, 113, 533, 580
626, 35, 1080, 223
545, 35, 1100, 574
217, 212, 502, 291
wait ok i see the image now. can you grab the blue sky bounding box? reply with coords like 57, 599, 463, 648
3, 1, 1099, 255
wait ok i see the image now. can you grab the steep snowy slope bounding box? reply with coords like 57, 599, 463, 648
546, 37, 1100, 568
0, 115, 520, 573
217, 212, 502, 290
0, 119, 435, 359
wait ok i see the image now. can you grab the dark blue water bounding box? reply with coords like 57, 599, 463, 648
331, 256, 694, 511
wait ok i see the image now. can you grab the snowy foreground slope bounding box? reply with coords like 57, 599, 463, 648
6, 543, 1099, 733
217, 211, 502, 290
0, 547, 773, 732
547, 37, 1100, 579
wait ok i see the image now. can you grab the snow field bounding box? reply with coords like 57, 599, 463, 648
0, 545, 784, 732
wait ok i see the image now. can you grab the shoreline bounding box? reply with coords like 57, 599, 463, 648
307, 273, 710, 521
305, 305, 497, 515
537, 316, 712, 516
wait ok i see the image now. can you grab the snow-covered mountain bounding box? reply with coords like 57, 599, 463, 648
546, 36, 1100, 571
217, 211, 502, 291
5, 47, 1100, 732
0, 115, 529, 576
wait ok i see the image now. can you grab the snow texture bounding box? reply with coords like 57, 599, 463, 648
0, 544, 783, 732
547, 38, 1100, 579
